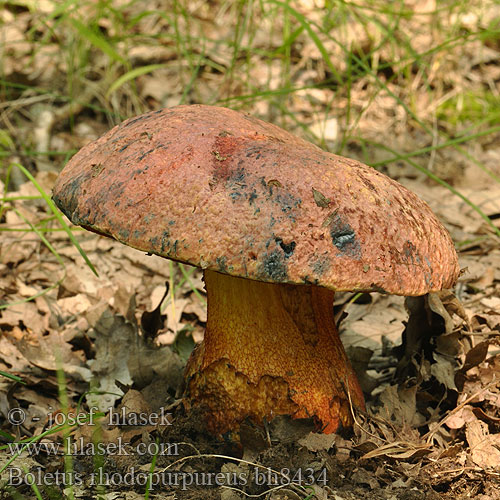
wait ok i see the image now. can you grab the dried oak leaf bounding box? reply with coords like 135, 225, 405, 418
466, 418, 500, 470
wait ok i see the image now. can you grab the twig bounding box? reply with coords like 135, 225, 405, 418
423, 379, 498, 443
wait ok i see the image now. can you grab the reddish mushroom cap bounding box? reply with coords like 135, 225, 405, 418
52, 104, 459, 295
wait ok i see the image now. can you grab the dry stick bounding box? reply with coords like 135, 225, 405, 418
159, 452, 280, 475
345, 374, 408, 443
423, 454, 500, 477
344, 376, 385, 443
432, 466, 496, 475
220, 484, 297, 499
158, 453, 309, 497
426, 116, 439, 174
346, 373, 459, 458
423, 379, 499, 444
464, 288, 500, 306
0, 93, 52, 111
33, 84, 100, 153
172, 442, 202, 455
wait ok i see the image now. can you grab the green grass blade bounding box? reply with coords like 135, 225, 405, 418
269, 0, 342, 84
370, 125, 500, 169
0, 371, 25, 384
367, 144, 500, 239
12, 207, 65, 268
0, 429, 15, 442
178, 263, 206, 306
144, 437, 160, 500
69, 18, 127, 65
12, 163, 98, 276
106, 64, 167, 96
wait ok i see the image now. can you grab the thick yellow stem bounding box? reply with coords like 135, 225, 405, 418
185, 270, 365, 434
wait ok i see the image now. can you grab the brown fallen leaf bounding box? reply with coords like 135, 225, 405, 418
377, 384, 425, 428
297, 432, 337, 452
445, 404, 477, 429
183, 294, 207, 323
361, 440, 432, 460
462, 340, 491, 373
465, 418, 500, 470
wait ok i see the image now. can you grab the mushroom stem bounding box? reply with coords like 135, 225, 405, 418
185, 270, 365, 434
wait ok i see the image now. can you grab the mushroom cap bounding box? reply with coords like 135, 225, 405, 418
53, 104, 459, 295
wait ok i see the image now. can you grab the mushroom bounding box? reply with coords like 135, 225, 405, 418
52, 105, 460, 434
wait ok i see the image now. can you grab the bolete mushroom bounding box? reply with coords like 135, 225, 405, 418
52, 105, 460, 434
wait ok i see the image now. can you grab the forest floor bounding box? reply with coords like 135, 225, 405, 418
1, 1, 500, 499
